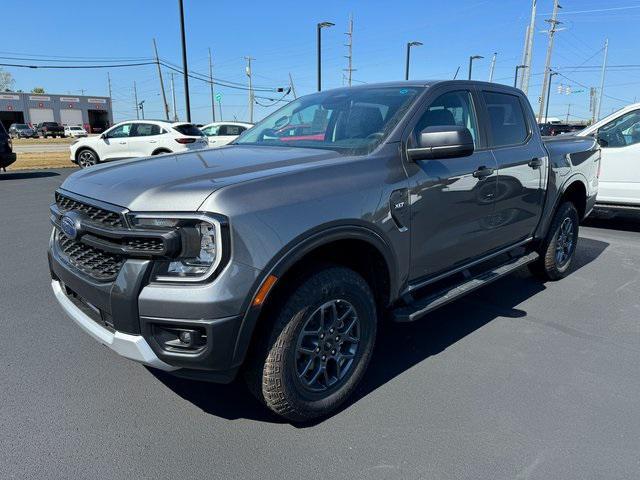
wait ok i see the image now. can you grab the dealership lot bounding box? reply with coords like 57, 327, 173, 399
1, 169, 639, 479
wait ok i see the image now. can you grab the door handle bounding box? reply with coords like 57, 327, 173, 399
119, 141, 127, 145
472, 166, 494, 179
149, 140, 157, 143
528, 158, 543, 169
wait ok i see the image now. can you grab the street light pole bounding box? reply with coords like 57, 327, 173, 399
405, 41, 423, 81
178, 0, 191, 122
468, 55, 483, 80
514, 65, 528, 88
544, 70, 558, 124
317, 21, 335, 91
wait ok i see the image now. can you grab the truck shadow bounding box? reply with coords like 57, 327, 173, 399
0, 170, 60, 180
150, 237, 609, 426
584, 214, 640, 233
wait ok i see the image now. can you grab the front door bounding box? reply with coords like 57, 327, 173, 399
594, 108, 640, 205
481, 90, 546, 245
100, 122, 133, 160
405, 88, 499, 281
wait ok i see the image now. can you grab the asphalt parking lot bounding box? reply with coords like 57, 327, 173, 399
1, 168, 639, 479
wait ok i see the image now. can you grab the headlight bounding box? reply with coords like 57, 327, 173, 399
129, 213, 227, 282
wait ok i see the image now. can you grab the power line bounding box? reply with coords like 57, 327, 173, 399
0, 61, 156, 69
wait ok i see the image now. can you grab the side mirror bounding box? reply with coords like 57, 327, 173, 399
407, 125, 474, 161
100, 132, 107, 139
595, 131, 608, 148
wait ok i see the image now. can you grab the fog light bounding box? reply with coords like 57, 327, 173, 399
179, 330, 193, 345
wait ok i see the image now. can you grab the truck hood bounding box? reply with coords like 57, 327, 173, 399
61, 145, 341, 211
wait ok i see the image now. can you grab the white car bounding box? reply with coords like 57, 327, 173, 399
200, 121, 253, 147
578, 103, 640, 210
64, 125, 88, 138
70, 120, 208, 168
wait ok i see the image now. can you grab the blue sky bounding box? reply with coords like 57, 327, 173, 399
2, 0, 639, 124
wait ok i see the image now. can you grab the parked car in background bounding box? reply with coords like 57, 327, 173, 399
69, 120, 208, 168
200, 121, 253, 147
578, 102, 640, 211
36, 122, 65, 138
64, 125, 88, 138
49, 81, 599, 421
0, 122, 16, 172
8, 123, 38, 139
539, 123, 583, 136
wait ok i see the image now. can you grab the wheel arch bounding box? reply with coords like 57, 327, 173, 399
74, 146, 100, 162
151, 148, 172, 155
559, 174, 588, 220
231, 224, 400, 367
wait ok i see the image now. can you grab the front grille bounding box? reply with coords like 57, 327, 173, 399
125, 238, 164, 252
55, 192, 123, 227
57, 232, 124, 281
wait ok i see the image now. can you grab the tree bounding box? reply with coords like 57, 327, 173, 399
31, 87, 45, 94
0, 69, 15, 91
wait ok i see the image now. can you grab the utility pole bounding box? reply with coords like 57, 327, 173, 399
566, 103, 571, 123
107, 72, 112, 113
170, 73, 178, 121
208, 48, 216, 123
288, 72, 297, 99
453, 66, 460, 79
488, 52, 497, 82
133, 81, 139, 120
139, 100, 145, 120
153, 39, 170, 121
520, 0, 537, 93
544, 70, 558, 124
538, 0, 562, 122
589, 87, 597, 124
595, 38, 609, 121
405, 41, 423, 81
245, 56, 254, 123
178, 0, 191, 122
343, 14, 354, 87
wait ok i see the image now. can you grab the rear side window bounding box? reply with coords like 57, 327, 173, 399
173, 124, 204, 136
483, 91, 529, 147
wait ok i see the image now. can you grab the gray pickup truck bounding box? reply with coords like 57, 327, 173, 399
48, 81, 599, 421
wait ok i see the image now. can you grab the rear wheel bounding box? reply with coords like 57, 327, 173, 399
245, 266, 377, 422
530, 201, 579, 280
77, 149, 98, 168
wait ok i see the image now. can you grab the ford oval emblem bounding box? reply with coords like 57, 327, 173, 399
61, 215, 78, 239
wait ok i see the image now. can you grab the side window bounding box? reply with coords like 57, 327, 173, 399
108, 123, 132, 138
131, 123, 160, 137
597, 109, 640, 148
202, 126, 219, 136
414, 90, 478, 146
482, 91, 529, 147
219, 125, 243, 136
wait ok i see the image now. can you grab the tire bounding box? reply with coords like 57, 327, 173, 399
77, 149, 99, 168
245, 266, 377, 422
529, 201, 580, 281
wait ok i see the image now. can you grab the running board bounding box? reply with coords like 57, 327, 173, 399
392, 252, 539, 323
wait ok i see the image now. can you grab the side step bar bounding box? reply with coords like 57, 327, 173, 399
392, 252, 539, 323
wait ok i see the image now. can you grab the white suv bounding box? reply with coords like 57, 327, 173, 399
64, 125, 88, 138
200, 121, 253, 147
70, 120, 208, 168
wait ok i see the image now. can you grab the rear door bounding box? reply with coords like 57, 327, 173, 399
128, 123, 162, 157
480, 89, 546, 246
404, 86, 499, 280
593, 108, 640, 205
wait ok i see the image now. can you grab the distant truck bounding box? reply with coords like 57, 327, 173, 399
49, 80, 599, 421
577, 103, 640, 212
36, 122, 65, 138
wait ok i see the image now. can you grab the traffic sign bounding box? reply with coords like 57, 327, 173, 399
215, 92, 222, 102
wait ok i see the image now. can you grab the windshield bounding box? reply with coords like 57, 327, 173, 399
236, 86, 424, 154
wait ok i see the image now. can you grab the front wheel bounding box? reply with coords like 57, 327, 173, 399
530, 201, 580, 280
245, 266, 377, 422
77, 149, 99, 168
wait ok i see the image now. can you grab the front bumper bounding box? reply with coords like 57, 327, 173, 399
48, 221, 260, 382
51, 279, 177, 371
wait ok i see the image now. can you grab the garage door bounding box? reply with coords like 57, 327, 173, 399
60, 109, 83, 126
29, 108, 54, 125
